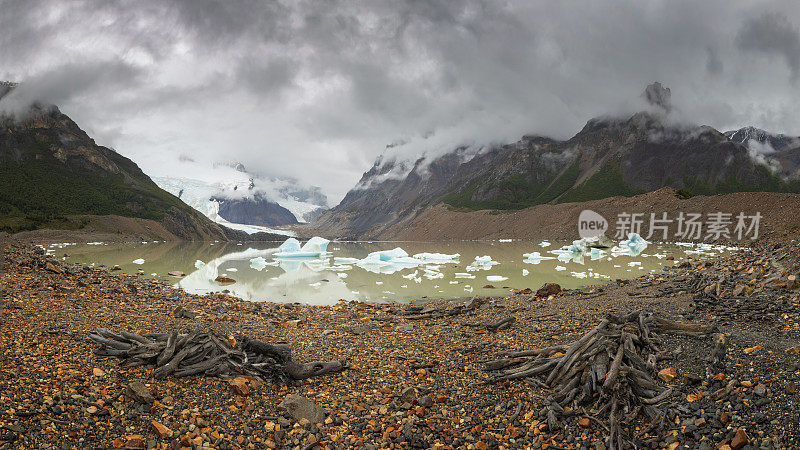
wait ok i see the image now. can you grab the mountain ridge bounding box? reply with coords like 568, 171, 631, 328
313, 83, 800, 239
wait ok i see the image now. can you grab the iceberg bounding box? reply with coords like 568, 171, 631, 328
618, 233, 649, 256
334, 257, 360, 265
275, 237, 331, 258
356, 247, 421, 274
467, 255, 499, 271
486, 275, 508, 282
412, 252, 460, 262
132, 258, 145, 265
195, 260, 205, 269
249, 257, 268, 271
523, 251, 556, 263
522, 269, 529, 276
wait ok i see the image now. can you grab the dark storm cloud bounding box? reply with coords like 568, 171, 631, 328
1, 0, 800, 200
737, 12, 800, 80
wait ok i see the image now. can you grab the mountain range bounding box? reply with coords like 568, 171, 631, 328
313, 83, 800, 239
0, 84, 281, 240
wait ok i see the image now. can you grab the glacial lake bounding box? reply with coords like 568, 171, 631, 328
52, 240, 730, 305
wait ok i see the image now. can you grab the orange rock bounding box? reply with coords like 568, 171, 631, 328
578, 418, 591, 428
712, 373, 726, 382
741, 380, 753, 388
230, 377, 250, 396
150, 420, 173, 438
744, 345, 763, 354
92, 367, 106, 377
731, 428, 749, 450
658, 367, 677, 382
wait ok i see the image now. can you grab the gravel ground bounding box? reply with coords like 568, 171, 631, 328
1, 242, 799, 449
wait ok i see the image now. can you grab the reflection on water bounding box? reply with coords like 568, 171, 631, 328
58, 240, 726, 305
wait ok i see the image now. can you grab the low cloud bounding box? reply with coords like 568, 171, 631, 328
1, 1, 800, 202
736, 12, 800, 80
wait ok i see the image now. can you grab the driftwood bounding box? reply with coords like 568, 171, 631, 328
484, 311, 719, 449
91, 329, 348, 383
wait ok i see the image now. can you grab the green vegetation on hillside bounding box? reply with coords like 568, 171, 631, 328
0, 140, 191, 233
558, 158, 644, 203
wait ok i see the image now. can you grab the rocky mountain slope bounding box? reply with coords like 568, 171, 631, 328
314, 83, 800, 239
0, 90, 264, 240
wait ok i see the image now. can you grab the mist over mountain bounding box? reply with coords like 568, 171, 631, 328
315, 83, 800, 238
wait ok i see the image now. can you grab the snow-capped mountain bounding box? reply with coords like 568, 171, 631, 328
153, 163, 329, 230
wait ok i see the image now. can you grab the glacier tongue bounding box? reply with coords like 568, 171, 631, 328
152, 175, 327, 235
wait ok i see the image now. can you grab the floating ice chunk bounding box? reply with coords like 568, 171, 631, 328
151, 273, 157, 276
618, 233, 648, 255
249, 257, 268, 271
132, 258, 145, 265
522, 269, 530, 276
449, 281, 459, 284
334, 257, 360, 264
464, 285, 473, 293
423, 269, 444, 280
486, 275, 508, 282
628, 261, 642, 266
523, 251, 555, 263
539, 241, 551, 247
310, 282, 322, 287
275, 236, 331, 258
571, 271, 587, 278
194, 260, 205, 269
454, 273, 476, 279
376, 281, 384, 285
467, 255, 499, 271
336, 272, 348, 278
413, 252, 460, 262
227, 268, 238, 272
555, 265, 567, 271
499, 239, 512, 242
402, 270, 419, 280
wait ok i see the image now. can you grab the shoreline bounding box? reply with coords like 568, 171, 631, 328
1, 242, 799, 448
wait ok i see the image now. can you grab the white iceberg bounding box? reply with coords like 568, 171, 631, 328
356, 247, 422, 274
194, 260, 206, 269
249, 256, 268, 271
275, 237, 331, 258
555, 265, 567, 271
523, 251, 556, 263
412, 252, 460, 262
132, 258, 145, 265
539, 241, 551, 247
618, 233, 648, 255
522, 269, 530, 276
486, 275, 508, 282
333, 257, 360, 265
467, 255, 499, 271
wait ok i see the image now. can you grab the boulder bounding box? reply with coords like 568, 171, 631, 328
125, 381, 154, 404
278, 394, 325, 424
536, 283, 561, 297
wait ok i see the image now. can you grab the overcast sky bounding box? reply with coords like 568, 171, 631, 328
2, 0, 800, 202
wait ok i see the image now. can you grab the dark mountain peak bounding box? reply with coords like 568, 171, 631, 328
642, 81, 672, 112
0, 81, 18, 101
725, 126, 800, 153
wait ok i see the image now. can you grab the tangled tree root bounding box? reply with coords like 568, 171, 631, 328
484, 311, 721, 449
90, 329, 348, 383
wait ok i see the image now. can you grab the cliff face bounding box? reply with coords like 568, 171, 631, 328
314, 85, 799, 240
214, 195, 298, 227
0, 101, 255, 240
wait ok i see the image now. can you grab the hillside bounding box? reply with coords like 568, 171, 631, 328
0, 98, 269, 240
313, 83, 800, 239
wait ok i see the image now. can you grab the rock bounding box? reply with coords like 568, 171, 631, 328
125, 381, 154, 404
719, 411, 731, 425
173, 306, 198, 319
400, 387, 417, 404
279, 394, 325, 424
642, 81, 672, 111
92, 367, 105, 377
150, 420, 173, 438
45, 262, 63, 274
682, 374, 701, 385
578, 418, 591, 428
658, 367, 677, 382
787, 382, 797, 394
743, 345, 763, 354
346, 324, 373, 335
86, 406, 98, 414
215, 275, 236, 283
418, 395, 434, 407
167, 270, 185, 277
535, 283, 561, 297
482, 285, 495, 289
753, 383, 767, 397
731, 428, 749, 450
230, 377, 250, 396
